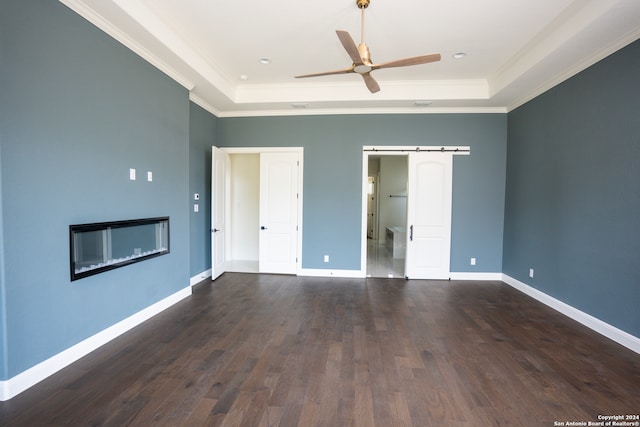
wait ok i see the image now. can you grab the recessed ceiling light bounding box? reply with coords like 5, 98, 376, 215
291, 103, 309, 109
239, 74, 248, 81
452, 52, 467, 59
259, 58, 271, 65
414, 100, 433, 107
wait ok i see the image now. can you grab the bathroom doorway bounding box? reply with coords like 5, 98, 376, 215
365, 154, 407, 278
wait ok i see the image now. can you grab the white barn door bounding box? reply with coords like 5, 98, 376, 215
211, 147, 230, 280
405, 152, 453, 279
259, 152, 299, 274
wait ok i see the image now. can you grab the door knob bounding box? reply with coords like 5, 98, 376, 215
260, 226, 268, 230
212, 228, 220, 233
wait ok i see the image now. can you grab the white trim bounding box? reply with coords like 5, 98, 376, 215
502, 274, 640, 355
0, 286, 192, 401
190, 269, 212, 286
220, 147, 304, 154
505, 15, 640, 112
449, 272, 503, 281
216, 107, 507, 119
58, 0, 195, 91
298, 269, 365, 279
189, 94, 221, 118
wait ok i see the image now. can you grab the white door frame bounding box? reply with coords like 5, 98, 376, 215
215, 147, 304, 276
360, 146, 469, 277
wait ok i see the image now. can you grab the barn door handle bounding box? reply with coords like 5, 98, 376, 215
261, 226, 268, 230
409, 225, 413, 241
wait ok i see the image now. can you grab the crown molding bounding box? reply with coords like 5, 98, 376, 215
110, 0, 235, 100
189, 93, 221, 118
506, 29, 640, 112
216, 106, 506, 118
59, 0, 195, 91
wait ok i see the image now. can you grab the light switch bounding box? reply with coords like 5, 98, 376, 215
129, 168, 136, 180
147, 171, 153, 182
194, 204, 199, 212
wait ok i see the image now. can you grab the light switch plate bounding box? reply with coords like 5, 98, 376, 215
129, 168, 136, 180
147, 171, 153, 181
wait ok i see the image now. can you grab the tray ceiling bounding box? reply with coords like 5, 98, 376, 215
60, 0, 640, 117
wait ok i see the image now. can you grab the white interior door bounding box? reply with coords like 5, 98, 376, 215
259, 152, 299, 274
211, 147, 230, 280
405, 152, 453, 279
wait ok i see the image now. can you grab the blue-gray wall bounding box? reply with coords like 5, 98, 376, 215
0, 0, 190, 378
189, 103, 216, 277
504, 39, 640, 336
2, 0, 636, 386
218, 114, 507, 272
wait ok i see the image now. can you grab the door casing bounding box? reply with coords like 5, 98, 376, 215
211, 147, 303, 278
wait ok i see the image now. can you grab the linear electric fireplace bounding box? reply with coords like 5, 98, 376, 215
70, 217, 169, 281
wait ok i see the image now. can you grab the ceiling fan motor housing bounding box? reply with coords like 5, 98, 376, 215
357, 0, 370, 9
357, 43, 372, 66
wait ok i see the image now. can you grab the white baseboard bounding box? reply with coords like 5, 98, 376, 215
190, 269, 212, 286
0, 286, 192, 401
298, 268, 366, 278
297, 270, 502, 280
502, 274, 640, 355
449, 272, 503, 281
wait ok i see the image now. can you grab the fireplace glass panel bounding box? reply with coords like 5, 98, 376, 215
70, 217, 169, 281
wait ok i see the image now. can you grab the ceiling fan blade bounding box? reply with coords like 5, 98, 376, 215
373, 53, 441, 70
336, 30, 363, 64
295, 67, 354, 78
362, 73, 380, 93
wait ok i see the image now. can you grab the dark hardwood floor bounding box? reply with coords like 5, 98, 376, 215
2, 273, 639, 426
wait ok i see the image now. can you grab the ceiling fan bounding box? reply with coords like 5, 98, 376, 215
295, 0, 441, 93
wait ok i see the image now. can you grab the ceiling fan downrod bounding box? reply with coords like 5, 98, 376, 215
355, 0, 372, 68
357, 0, 369, 44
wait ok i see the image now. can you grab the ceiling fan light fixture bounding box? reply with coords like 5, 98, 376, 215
354, 64, 372, 74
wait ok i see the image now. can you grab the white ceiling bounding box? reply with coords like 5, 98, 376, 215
60, 0, 640, 117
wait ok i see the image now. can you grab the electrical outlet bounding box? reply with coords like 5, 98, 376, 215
324, 255, 329, 263
529, 268, 534, 278
470, 257, 476, 266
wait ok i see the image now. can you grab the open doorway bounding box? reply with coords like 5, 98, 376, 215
211, 147, 303, 279
365, 154, 407, 278
362, 145, 467, 280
